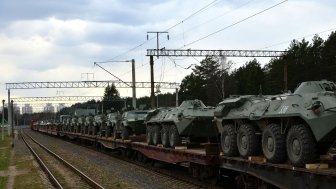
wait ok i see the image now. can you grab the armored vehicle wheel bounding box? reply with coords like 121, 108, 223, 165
152, 126, 161, 145
169, 125, 181, 147
237, 124, 260, 157
286, 124, 317, 167
161, 126, 170, 147
146, 126, 153, 145
221, 124, 238, 156
262, 124, 286, 163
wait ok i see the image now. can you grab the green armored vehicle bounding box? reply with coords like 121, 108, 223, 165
76, 116, 85, 133
70, 116, 78, 133
59, 115, 71, 132
215, 80, 336, 166
106, 112, 121, 138
94, 114, 107, 137
84, 115, 94, 135
114, 110, 148, 140
146, 100, 218, 147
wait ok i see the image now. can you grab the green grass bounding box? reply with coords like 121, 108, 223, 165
0, 131, 11, 171
0, 177, 8, 189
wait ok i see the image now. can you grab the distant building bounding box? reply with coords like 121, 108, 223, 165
22, 104, 33, 114
44, 103, 55, 113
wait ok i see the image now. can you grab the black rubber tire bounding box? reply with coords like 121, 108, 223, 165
169, 125, 181, 147
152, 126, 162, 145
286, 124, 317, 167
121, 127, 130, 140
161, 126, 170, 147
237, 124, 260, 157
220, 124, 238, 156
262, 124, 286, 163
146, 126, 153, 145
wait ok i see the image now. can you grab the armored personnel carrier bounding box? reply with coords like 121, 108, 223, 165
146, 100, 218, 147
70, 116, 78, 133
93, 114, 107, 137
84, 115, 94, 135
106, 112, 121, 138
215, 80, 336, 166
76, 116, 85, 133
59, 115, 71, 132
114, 110, 148, 140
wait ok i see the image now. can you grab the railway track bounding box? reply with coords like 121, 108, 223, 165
20, 130, 104, 189
29, 129, 223, 188
71, 138, 224, 188
102, 148, 218, 189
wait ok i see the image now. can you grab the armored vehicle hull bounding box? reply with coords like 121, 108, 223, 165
215, 81, 336, 166
146, 100, 218, 148
114, 110, 148, 140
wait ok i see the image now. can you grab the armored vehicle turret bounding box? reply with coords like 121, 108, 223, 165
146, 100, 218, 147
215, 80, 336, 166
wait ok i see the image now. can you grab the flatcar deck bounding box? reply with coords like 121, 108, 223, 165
36, 128, 336, 189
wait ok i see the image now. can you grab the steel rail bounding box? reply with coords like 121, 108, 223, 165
21, 130, 105, 189
20, 130, 63, 189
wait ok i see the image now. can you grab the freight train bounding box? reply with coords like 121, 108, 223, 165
31, 80, 336, 189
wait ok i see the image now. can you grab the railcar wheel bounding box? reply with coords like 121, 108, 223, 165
152, 126, 161, 145
262, 124, 286, 163
169, 125, 181, 147
161, 126, 170, 147
286, 124, 317, 167
237, 124, 260, 157
146, 126, 153, 145
121, 127, 130, 140
221, 124, 238, 156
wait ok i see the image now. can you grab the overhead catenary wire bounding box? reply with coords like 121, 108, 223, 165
259, 27, 336, 50
99, 0, 224, 63
167, 0, 256, 42
165, 0, 223, 31
181, 0, 288, 48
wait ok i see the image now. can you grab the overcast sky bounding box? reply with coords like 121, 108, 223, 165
1, 0, 336, 110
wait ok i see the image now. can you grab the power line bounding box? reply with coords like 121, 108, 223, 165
99, 0, 223, 62
168, 0, 255, 42
181, 0, 288, 48
166, 0, 222, 31
259, 27, 336, 50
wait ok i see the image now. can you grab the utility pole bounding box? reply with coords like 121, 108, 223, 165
94, 60, 137, 109
81, 73, 94, 80
175, 88, 179, 107
147, 31, 169, 108
11, 100, 14, 148
284, 56, 288, 92
150, 56, 155, 108
147, 31, 169, 59
7, 89, 11, 136
131, 59, 136, 109
2, 100, 4, 141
